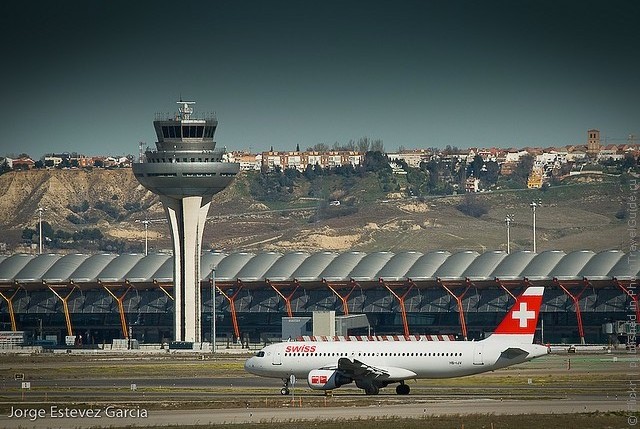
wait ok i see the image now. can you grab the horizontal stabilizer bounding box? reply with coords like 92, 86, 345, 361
500, 347, 528, 359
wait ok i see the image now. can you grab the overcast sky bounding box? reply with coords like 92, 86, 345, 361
1, 1, 638, 158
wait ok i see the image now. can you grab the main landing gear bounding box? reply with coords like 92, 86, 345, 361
364, 385, 380, 395
280, 378, 290, 395
395, 382, 410, 395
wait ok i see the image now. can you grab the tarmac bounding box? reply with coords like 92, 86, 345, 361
0, 397, 629, 428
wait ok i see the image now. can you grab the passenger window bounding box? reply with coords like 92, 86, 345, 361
256, 351, 265, 357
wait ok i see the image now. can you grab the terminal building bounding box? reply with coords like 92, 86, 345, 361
0, 249, 637, 346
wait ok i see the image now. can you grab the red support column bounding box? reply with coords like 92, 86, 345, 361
325, 280, 357, 315
268, 280, 300, 318
47, 284, 78, 338
155, 282, 175, 301
438, 278, 472, 340
216, 282, 243, 340
614, 278, 640, 322
495, 278, 517, 301
381, 280, 414, 338
0, 287, 22, 332
554, 278, 590, 345
102, 283, 133, 339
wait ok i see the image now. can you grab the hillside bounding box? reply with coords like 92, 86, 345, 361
0, 169, 631, 254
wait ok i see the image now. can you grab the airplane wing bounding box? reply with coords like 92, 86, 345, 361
337, 358, 417, 381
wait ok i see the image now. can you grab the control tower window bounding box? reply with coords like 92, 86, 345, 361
205, 127, 214, 138
196, 126, 204, 138
183, 126, 198, 138
162, 126, 169, 138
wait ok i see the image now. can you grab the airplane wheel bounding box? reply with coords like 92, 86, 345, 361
280, 387, 290, 395
396, 384, 410, 395
364, 385, 379, 395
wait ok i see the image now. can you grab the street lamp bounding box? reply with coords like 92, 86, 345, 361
210, 266, 217, 354
135, 218, 151, 255
529, 201, 541, 253
142, 219, 149, 256
36, 207, 44, 254
504, 214, 514, 254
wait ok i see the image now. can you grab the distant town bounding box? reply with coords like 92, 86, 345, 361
1, 129, 638, 194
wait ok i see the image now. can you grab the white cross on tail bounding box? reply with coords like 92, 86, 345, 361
511, 302, 535, 328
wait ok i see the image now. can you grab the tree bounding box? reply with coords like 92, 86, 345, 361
311, 143, 329, 152
0, 159, 11, 175
371, 139, 385, 153
479, 161, 500, 188
22, 228, 36, 241
357, 137, 370, 153
457, 194, 488, 217
39, 221, 54, 239
406, 168, 429, 196
467, 155, 484, 178
303, 164, 316, 180
362, 151, 391, 173
513, 154, 535, 186
623, 153, 636, 170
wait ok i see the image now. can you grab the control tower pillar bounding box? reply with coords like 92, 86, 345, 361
162, 195, 210, 341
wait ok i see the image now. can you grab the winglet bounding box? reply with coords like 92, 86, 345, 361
490, 286, 544, 343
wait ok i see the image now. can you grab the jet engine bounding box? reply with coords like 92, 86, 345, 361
307, 369, 352, 390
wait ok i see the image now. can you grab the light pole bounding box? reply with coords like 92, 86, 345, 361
142, 219, 149, 256
210, 266, 217, 354
135, 218, 151, 255
504, 214, 514, 254
36, 207, 44, 254
529, 201, 540, 253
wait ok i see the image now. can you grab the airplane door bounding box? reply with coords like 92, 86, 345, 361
272, 346, 282, 365
473, 343, 484, 365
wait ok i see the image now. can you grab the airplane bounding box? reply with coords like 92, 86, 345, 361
244, 286, 549, 395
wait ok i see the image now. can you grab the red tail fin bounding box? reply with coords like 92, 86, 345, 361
494, 286, 544, 336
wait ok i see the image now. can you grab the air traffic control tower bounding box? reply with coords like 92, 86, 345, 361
133, 101, 240, 342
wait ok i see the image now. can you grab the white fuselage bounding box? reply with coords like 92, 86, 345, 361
244, 337, 548, 381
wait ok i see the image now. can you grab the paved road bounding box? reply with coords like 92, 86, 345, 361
0, 397, 629, 428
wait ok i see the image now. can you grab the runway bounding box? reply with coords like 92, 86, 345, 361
0, 397, 629, 428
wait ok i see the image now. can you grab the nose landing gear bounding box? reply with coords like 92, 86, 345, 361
280, 378, 290, 395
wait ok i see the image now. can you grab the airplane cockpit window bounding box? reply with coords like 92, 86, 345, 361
255, 351, 265, 358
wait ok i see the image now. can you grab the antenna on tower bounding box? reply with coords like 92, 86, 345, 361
177, 100, 195, 120
139, 142, 146, 163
